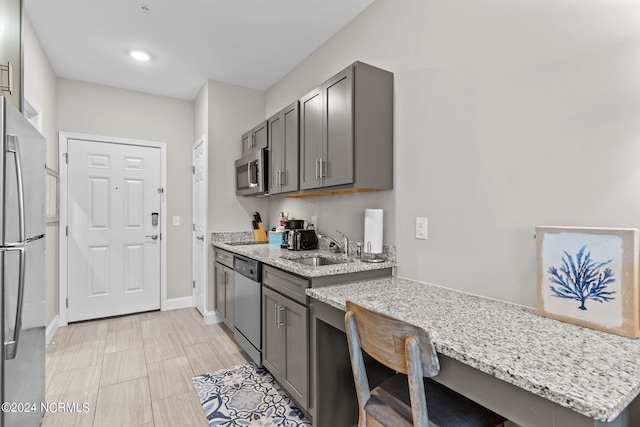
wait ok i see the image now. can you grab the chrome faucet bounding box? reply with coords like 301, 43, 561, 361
335, 230, 349, 256
317, 233, 344, 254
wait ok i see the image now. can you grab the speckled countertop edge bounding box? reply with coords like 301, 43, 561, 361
210, 231, 396, 279
306, 277, 640, 422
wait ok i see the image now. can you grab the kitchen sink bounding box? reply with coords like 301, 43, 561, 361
287, 256, 350, 266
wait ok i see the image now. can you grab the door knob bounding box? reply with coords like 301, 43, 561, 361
146, 234, 158, 240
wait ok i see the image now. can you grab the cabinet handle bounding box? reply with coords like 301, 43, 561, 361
320, 157, 324, 178
277, 170, 281, 186
278, 306, 285, 328
275, 304, 279, 328
281, 170, 285, 186
315, 159, 319, 179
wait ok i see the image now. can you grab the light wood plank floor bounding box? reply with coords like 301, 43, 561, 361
44, 308, 249, 427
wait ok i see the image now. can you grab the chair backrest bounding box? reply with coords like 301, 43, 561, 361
345, 301, 440, 377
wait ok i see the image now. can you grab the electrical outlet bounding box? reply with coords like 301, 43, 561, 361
173, 216, 180, 226
311, 215, 318, 230
415, 217, 427, 239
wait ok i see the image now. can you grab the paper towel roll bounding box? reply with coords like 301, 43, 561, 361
364, 209, 383, 254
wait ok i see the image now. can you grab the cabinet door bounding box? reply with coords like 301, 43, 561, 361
282, 298, 309, 410
241, 130, 252, 155
281, 101, 299, 193
268, 112, 283, 194
224, 266, 235, 326
323, 66, 354, 187
262, 287, 283, 380
0, 0, 22, 110
214, 262, 226, 318
253, 120, 268, 151
299, 88, 323, 190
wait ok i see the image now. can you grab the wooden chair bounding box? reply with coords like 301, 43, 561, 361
345, 301, 507, 427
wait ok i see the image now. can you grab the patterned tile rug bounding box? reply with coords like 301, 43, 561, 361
192, 363, 311, 427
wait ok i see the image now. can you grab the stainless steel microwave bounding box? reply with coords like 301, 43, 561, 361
235, 149, 268, 196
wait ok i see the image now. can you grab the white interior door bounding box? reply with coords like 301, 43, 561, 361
67, 138, 161, 322
192, 138, 206, 316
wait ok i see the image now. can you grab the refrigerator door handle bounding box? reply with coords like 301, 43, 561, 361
4, 134, 27, 360
2, 245, 26, 360
6, 134, 26, 243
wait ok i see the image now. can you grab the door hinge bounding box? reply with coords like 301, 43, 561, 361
159, 233, 162, 240
192, 166, 195, 174
66, 226, 68, 236
192, 223, 195, 232
157, 187, 164, 194
66, 298, 68, 309
192, 280, 195, 289
62, 153, 68, 164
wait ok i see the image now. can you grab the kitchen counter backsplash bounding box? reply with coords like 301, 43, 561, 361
211, 231, 396, 262
210, 231, 396, 278
316, 235, 396, 261
210, 231, 255, 243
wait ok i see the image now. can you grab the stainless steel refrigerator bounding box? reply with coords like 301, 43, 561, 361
0, 95, 46, 427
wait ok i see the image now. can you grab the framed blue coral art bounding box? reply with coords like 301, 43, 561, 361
536, 226, 640, 338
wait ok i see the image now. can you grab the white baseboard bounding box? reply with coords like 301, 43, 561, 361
46, 315, 59, 345
204, 311, 223, 325
164, 296, 194, 311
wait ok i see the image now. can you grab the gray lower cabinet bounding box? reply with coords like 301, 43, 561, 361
0, 0, 22, 110
262, 289, 283, 378
263, 284, 309, 412
214, 250, 235, 328
299, 61, 393, 193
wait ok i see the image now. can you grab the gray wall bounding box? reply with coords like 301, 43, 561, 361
56, 79, 194, 299
206, 79, 267, 232
23, 19, 58, 326
265, 0, 640, 307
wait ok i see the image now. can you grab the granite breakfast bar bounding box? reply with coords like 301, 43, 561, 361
307, 277, 640, 427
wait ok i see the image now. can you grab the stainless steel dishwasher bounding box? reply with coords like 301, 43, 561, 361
233, 254, 262, 366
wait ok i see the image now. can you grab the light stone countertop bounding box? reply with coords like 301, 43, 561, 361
305, 276, 640, 422
210, 232, 396, 278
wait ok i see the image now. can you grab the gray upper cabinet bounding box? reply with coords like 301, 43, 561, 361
268, 101, 299, 195
300, 88, 323, 190
299, 61, 393, 194
323, 67, 354, 188
241, 120, 268, 155
0, 0, 22, 111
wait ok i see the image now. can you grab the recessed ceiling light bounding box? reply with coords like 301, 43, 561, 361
129, 50, 151, 61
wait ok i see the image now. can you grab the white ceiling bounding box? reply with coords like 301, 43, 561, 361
25, 0, 375, 100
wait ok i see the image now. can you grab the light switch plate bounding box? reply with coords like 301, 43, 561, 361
173, 216, 180, 226
416, 217, 427, 239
